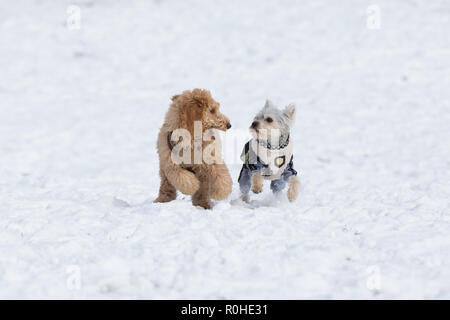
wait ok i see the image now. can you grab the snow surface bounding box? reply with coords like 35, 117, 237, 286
0, 0, 449, 299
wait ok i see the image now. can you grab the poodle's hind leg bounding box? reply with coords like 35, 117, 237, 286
154, 169, 177, 203
251, 173, 263, 194
192, 172, 212, 209
209, 164, 232, 200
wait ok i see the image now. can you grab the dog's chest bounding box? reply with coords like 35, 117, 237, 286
250, 139, 293, 180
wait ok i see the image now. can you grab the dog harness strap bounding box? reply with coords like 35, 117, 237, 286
167, 131, 173, 151
185, 166, 196, 174
248, 138, 293, 180
283, 155, 297, 178
256, 134, 290, 150
167, 131, 196, 174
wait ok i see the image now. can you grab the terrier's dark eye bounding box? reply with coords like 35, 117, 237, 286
265, 117, 273, 123
210, 109, 216, 114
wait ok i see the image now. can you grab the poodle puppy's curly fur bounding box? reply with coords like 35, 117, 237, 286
154, 89, 233, 209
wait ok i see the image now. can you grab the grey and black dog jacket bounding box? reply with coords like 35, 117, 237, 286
238, 135, 297, 194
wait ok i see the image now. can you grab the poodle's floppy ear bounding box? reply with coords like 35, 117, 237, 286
191, 88, 211, 109
284, 103, 296, 124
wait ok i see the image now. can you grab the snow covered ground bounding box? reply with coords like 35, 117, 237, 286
0, 0, 449, 299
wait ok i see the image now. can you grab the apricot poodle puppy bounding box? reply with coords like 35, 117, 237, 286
154, 89, 233, 209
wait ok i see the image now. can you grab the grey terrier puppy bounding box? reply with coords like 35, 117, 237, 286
238, 100, 300, 203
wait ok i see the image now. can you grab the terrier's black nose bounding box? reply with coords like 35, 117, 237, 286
226, 123, 232, 129
251, 121, 258, 129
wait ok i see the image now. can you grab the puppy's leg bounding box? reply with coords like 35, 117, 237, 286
192, 170, 212, 209
270, 178, 286, 194
287, 176, 300, 202
154, 169, 177, 203
251, 173, 263, 194
209, 164, 232, 200
238, 166, 252, 203
164, 164, 200, 196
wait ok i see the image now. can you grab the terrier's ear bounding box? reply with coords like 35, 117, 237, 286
284, 103, 296, 123
264, 99, 276, 109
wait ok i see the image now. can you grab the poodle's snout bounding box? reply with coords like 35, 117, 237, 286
251, 121, 259, 129
226, 123, 232, 129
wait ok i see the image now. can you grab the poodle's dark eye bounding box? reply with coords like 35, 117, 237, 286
210, 109, 216, 114
265, 117, 273, 123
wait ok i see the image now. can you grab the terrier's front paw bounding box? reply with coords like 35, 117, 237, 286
251, 184, 262, 194
251, 173, 263, 194
241, 193, 249, 203
287, 177, 300, 202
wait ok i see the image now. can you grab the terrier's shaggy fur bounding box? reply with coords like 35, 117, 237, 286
154, 89, 233, 209
238, 100, 300, 203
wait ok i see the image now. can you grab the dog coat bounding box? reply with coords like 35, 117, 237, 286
238, 135, 297, 194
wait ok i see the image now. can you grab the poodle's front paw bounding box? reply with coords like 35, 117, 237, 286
176, 171, 200, 195
210, 174, 232, 200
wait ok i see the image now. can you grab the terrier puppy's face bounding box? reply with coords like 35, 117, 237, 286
249, 100, 296, 141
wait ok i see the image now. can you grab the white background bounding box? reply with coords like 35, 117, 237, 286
0, 0, 449, 298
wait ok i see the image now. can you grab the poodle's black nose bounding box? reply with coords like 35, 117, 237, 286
251, 121, 259, 129
226, 123, 232, 129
